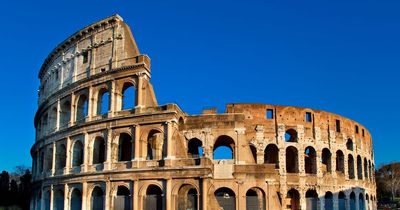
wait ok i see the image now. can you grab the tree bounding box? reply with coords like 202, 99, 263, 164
377, 162, 400, 202
0, 170, 10, 206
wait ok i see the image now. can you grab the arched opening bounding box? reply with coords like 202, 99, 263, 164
324, 191, 333, 210
366, 194, 370, 210
364, 158, 368, 180
215, 187, 236, 210
357, 155, 363, 179
187, 138, 203, 158
286, 146, 298, 173
97, 88, 109, 115
304, 147, 317, 174
144, 185, 163, 210
39, 150, 44, 173
359, 193, 365, 210
122, 83, 135, 110
287, 189, 300, 210
264, 144, 279, 169
54, 189, 64, 210
115, 186, 131, 210
213, 135, 235, 160
338, 191, 345, 210
348, 154, 355, 179
246, 188, 265, 210
346, 138, 354, 151
147, 130, 164, 160
336, 150, 345, 174
44, 190, 51, 210
285, 129, 298, 142
70, 188, 82, 210
250, 144, 257, 163
55, 144, 66, 170
49, 107, 58, 132
350, 192, 356, 210
368, 161, 372, 181
177, 184, 198, 210
60, 100, 71, 127
118, 133, 132, 161
76, 94, 88, 122
72, 141, 84, 167
36, 190, 42, 210
45, 148, 53, 172
321, 148, 332, 173
91, 186, 104, 210
93, 137, 106, 164
305, 189, 318, 210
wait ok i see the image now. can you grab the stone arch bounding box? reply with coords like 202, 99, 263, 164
336, 150, 345, 173
144, 184, 163, 210
45, 147, 53, 172
305, 189, 318, 210
246, 187, 265, 210
96, 87, 109, 115
118, 133, 133, 161
346, 138, 354, 151
91, 186, 104, 210
357, 155, 363, 180
285, 129, 298, 142
55, 143, 67, 170
75, 93, 88, 122
322, 148, 332, 173
364, 158, 368, 180
325, 191, 333, 210
264, 144, 279, 169
338, 191, 346, 210
70, 188, 82, 210
119, 81, 136, 110
146, 129, 164, 160
359, 193, 365, 210
176, 184, 199, 210
214, 187, 236, 210
93, 136, 106, 164
187, 138, 203, 158
54, 188, 64, 210
249, 144, 257, 163
114, 185, 131, 210
213, 135, 235, 160
44, 189, 51, 210
287, 188, 300, 210
348, 154, 355, 179
286, 146, 298, 173
72, 140, 84, 167
60, 98, 71, 127
304, 146, 317, 174
49, 106, 58, 132
349, 192, 356, 210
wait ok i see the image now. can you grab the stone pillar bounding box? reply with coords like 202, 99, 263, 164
136, 73, 144, 108
133, 180, 139, 210
70, 93, 76, 126
40, 188, 45, 210
317, 150, 323, 177
320, 197, 325, 210
104, 128, 113, 170
256, 151, 264, 164
355, 193, 360, 210
87, 86, 93, 121
299, 146, 305, 175
344, 153, 349, 180
166, 179, 172, 210
133, 125, 141, 161
201, 178, 208, 210
235, 127, 246, 164
50, 185, 54, 210
51, 142, 56, 176
63, 184, 69, 210
56, 99, 60, 131
333, 193, 339, 210
165, 121, 175, 159
105, 181, 111, 210
65, 137, 72, 174
299, 189, 306, 210
82, 182, 87, 210
109, 80, 116, 117
332, 152, 337, 177
83, 132, 89, 172
345, 193, 350, 210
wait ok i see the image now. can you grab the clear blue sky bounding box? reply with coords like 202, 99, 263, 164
0, 0, 399, 171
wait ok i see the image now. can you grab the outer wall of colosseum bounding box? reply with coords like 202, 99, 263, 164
30, 15, 377, 210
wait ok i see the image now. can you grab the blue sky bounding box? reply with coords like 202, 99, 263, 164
0, 0, 399, 171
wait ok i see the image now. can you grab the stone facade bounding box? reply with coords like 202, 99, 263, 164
30, 15, 377, 210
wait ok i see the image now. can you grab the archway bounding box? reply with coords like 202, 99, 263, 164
286, 146, 298, 173
213, 135, 235, 160
246, 188, 265, 210
348, 154, 355, 179
56, 144, 66, 170
93, 137, 106, 164
357, 155, 363, 179
144, 185, 163, 210
305, 189, 318, 210
338, 191, 345, 210
44, 190, 51, 210
304, 147, 317, 174
97, 88, 109, 115
177, 184, 198, 210
287, 189, 300, 210
336, 150, 345, 174
215, 187, 236, 210
121, 83, 135, 110
187, 138, 203, 158
114, 186, 131, 210
285, 129, 298, 142
325, 191, 333, 210
359, 193, 365, 210
346, 138, 354, 151
321, 148, 332, 173
350, 192, 356, 210
70, 188, 82, 210
72, 141, 84, 167
76, 94, 88, 122
264, 144, 279, 169
91, 186, 104, 210
54, 189, 64, 210
147, 130, 164, 160
118, 133, 132, 161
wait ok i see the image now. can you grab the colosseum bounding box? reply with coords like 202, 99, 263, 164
30, 15, 377, 210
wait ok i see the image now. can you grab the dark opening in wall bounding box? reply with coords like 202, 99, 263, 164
355, 125, 359, 134
266, 109, 273, 119
335, 120, 341, 132
285, 129, 298, 142
362, 129, 365, 137
82, 51, 88, 64
305, 112, 312, 122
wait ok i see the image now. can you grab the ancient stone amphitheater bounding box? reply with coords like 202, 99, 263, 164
30, 15, 377, 210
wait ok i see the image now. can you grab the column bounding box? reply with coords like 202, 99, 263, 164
235, 128, 246, 164
105, 181, 111, 210
320, 197, 325, 210
82, 182, 87, 210
332, 152, 337, 178
333, 193, 339, 210
136, 73, 144, 108
133, 180, 139, 210
299, 146, 305, 175
65, 137, 72, 174
70, 93, 76, 126
109, 80, 116, 117
166, 179, 172, 210
51, 142, 56, 176
201, 178, 208, 210
133, 125, 141, 160
87, 86, 93, 121
56, 99, 60, 131
83, 132, 89, 172
50, 185, 54, 210
104, 128, 113, 170
344, 153, 349, 180
165, 121, 175, 159
63, 184, 69, 210
317, 150, 323, 177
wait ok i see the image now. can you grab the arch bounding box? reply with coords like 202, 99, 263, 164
338, 191, 346, 210
368, 160, 372, 181
115, 186, 131, 210
93, 137, 106, 164
359, 193, 365, 210
91, 186, 104, 210
304, 146, 317, 174
346, 138, 354, 151
285, 129, 298, 142
365, 194, 370, 210
118, 133, 133, 161
336, 150, 345, 173
287, 189, 300, 210
349, 192, 356, 210
286, 146, 298, 173
54, 189, 64, 210
70, 188, 82, 210
49, 107, 58, 131
364, 158, 368, 180
60, 99, 71, 127
214, 187, 236, 210
213, 135, 235, 160
76, 94, 88, 122
322, 148, 332, 173
97, 88, 109, 115
44, 190, 51, 210
357, 155, 363, 179
324, 191, 333, 210
121, 83, 135, 110
249, 144, 257, 163
187, 138, 203, 158
264, 144, 279, 169
55, 144, 66, 170
144, 185, 163, 210
177, 184, 198, 210
45, 147, 53, 172
348, 154, 355, 179
72, 141, 84, 167
36, 190, 42, 210
147, 130, 164, 160
305, 189, 318, 210
246, 187, 265, 210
